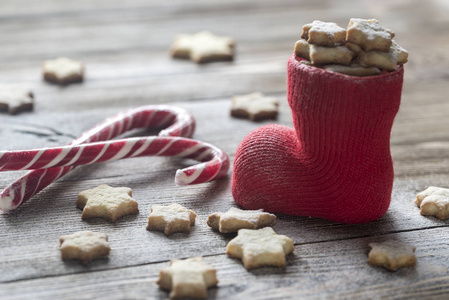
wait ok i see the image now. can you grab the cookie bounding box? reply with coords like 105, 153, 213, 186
147, 203, 196, 235
43, 57, 84, 85
207, 207, 276, 233
346, 18, 395, 52
157, 257, 218, 299
77, 184, 139, 222
309, 44, 355, 66
230, 92, 279, 121
0, 87, 34, 115
59, 231, 110, 264
226, 227, 294, 270
415, 186, 449, 220
170, 31, 234, 63
301, 20, 346, 47
347, 41, 408, 71
294, 39, 310, 60
368, 240, 416, 271
324, 63, 381, 77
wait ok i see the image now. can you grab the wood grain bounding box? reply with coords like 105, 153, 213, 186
1, 0, 449, 299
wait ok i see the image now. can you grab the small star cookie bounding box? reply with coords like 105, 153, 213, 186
157, 257, 218, 299
207, 207, 276, 233
226, 227, 294, 270
59, 231, 110, 264
346, 18, 395, 52
147, 204, 196, 235
0, 87, 34, 115
77, 184, 139, 222
43, 57, 84, 85
368, 240, 416, 271
170, 31, 234, 63
294, 39, 355, 66
415, 186, 449, 220
301, 20, 346, 47
230, 92, 279, 121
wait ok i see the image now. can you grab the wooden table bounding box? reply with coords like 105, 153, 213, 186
1, 0, 449, 299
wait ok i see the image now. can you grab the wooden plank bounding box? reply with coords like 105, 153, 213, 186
1, 227, 448, 299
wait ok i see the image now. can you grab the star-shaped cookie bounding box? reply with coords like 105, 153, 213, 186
0, 87, 34, 115
157, 257, 218, 299
59, 231, 110, 264
367, 240, 416, 271
207, 207, 276, 233
346, 18, 395, 52
415, 186, 449, 220
77, 184, 139, 222
301, 20, 346, 47
226, 227, 294, 270
147, 203, 196, 235
230, 92, 279, 121
170, 31, 234, 63
43, 57, 84, 85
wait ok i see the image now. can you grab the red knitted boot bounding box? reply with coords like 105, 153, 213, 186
232, 54, 404, 224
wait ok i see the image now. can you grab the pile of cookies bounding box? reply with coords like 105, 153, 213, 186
295, 18, 408, 76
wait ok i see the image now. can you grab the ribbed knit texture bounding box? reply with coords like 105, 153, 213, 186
232, 54, 404, 224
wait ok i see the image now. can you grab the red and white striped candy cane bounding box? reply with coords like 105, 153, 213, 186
0, 105, 229, 212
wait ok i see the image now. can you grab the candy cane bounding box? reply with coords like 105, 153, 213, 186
0, 106, 229, 212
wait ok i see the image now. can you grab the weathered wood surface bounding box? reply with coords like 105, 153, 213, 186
1, 0, 449, 299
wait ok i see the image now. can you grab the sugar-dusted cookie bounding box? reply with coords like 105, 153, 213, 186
301, 20, 346, 47
346, 18, 395, 52
157, 257, 218, 299
347, 41, 408, 71
368, 240, 416, 271
207, 207, 276, 233
170, 31, 234, 63
77, 184, 139, 222
147, 203, 196, 235
226, 227, 294, 270
0, 87, 34, 115
230, 92, 279, 121
59, 231, 110, 264
324, 63, 381, 77
415, 186, 449, 220
43, 57, 84, 85
309, 44, 355, 66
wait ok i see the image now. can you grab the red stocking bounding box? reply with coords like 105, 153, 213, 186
232, 54, 404, 224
